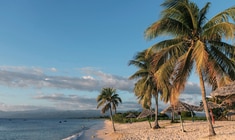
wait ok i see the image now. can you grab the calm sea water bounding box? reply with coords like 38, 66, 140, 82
0, 118, 103, 140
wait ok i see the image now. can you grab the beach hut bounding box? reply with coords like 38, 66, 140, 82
137, 109, 155, 128
211, 81, 235, 98
201, 101, 221, 109
137, 109, 155, 119
161, 101, 202, 122
226, 110, 235, 121
126, 113, 136, 123
210, 82, 235, 120
220, 96, 235, 107
161, 101, 202, 113
210, 81, 235, 106
161, 101, 200, 132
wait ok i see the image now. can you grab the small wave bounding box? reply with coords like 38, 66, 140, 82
62, 131, 84, 140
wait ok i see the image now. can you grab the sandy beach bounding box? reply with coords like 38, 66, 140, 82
95, 120, 235, 140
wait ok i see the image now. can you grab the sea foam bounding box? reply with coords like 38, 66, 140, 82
62, 131, 84, 140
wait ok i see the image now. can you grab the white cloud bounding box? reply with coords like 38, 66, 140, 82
0, 102, 49, 111
34, 93, 98, 110
0, 66, 44, 75
179, 82, 212, 106
0, 66, 211, 111
50, 67, 57, 72
0, 66, 134, 92
82, 75, 94, 80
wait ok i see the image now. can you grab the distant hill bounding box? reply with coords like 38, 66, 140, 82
1, 107, 203, 119
0, 109, 106, 119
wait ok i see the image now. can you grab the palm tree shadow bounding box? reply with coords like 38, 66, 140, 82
213, 125, 223, 128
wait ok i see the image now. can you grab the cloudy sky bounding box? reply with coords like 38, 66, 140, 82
0, 0, 234, 111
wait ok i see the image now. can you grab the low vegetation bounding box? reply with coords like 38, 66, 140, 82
100, 111, 207, 124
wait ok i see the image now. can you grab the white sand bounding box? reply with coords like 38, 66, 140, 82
96, 120, 235, 140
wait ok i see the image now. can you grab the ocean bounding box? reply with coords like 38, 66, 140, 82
0, 118, 103, 140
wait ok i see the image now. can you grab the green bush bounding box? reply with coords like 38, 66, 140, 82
180, 111, 195, 117
158, 113, 169, 120
112, 113, 126, 123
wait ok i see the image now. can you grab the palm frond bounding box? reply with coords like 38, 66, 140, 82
101, 103, 110, 114
203, 22, 235, 40
208, 41, 235, 57
193, 40, 208, 70
145, 18, 189, 40
198, 2, 210, 28
208, 44, 235, 76
96, 87, 122, 114
173, 49, 194, 92
205, 6, 235, 26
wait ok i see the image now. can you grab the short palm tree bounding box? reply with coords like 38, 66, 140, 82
97, 87, 122, 132
145, 0, 235, 136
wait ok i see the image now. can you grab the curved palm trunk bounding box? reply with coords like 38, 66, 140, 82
153, 94, 160, 129
179, 114, 185, 132
191, 111, 194, 122
109, 108, 116, 132
171, 106, 175, 123
147, 117, 152, 128
199, 70, 216, 136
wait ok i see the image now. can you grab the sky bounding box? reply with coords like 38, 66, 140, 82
0, 0, 234, 112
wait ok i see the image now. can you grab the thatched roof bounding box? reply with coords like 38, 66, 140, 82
137, 109, 155, 119
220, 95, 235, 107
161, 101, 202, 114
211, 81, 235, 97
200, 101, 221, 110
126, 113, 136, 118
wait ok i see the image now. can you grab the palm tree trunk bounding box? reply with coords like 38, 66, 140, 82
191, 111, 194, 122
109, 108, 116, 132
153, 94, 160, 129
147, 116, 152, 128
179, 114, 185, 132
198, 70, 216, 136
171, 105, 175, 123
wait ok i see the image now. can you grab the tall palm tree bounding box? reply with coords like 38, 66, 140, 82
97, 87, 122, 132
145, 0, 235, 136
129, 49, 161, 129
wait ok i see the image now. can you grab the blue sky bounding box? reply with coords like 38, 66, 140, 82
0, 0, 234, 111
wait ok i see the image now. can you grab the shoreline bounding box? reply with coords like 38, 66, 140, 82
96, 120, 235, 140
80, 119, 105, 140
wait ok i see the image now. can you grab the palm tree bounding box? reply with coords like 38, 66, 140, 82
97, 87, 122, 132
133, 78, 152, 109
145, 0, 235, 136
129, 49, 161, 129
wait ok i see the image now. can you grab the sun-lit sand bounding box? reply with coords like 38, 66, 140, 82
96, 120, 235, 140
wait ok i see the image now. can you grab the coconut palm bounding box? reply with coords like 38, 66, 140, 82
129, 49, 161, 129
97, 87, 122, 132
145, 0, 235, 136
133, 78, 152, 109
